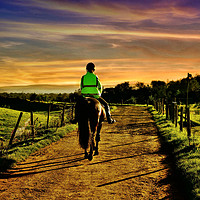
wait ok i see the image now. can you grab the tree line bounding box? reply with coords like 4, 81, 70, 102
102, 74, 200, 105
0, 74, 200, 110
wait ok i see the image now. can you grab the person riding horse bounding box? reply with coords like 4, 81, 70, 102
71, 62, 116, 124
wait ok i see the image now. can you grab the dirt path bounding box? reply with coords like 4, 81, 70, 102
0, 106, 185, 200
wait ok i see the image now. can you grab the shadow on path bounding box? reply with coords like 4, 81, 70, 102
97, 167, 167, 187
0, 156, 85, 179
1, 152, 157, 179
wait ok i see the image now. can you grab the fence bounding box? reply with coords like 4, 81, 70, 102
153, 99, 200, 144
7, 103, 74, 146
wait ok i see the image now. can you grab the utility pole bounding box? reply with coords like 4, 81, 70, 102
186, 73, 192, 108
185, 73, 192, 123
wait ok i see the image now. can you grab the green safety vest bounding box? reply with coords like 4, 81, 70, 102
81, 72, 102, 98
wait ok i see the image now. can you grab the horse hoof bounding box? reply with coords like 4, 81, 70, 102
94, 151, 99, 156
88, 154, 93, 161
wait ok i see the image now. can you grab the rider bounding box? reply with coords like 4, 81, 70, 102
71, 62, 116, 124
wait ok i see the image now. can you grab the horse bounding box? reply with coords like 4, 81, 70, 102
76, 97, 106, 161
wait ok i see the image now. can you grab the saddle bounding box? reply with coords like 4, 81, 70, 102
71, 96, 105, 124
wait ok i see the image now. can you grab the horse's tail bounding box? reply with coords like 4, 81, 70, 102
78, 99, 90, 150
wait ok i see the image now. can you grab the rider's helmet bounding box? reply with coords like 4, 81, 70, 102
86, 62, 95, 72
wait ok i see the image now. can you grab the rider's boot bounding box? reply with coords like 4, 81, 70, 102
105, 106, 116, 124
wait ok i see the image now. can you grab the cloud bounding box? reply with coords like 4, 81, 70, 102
0, 41, 23, 48
1, 0, 200, 88
0, 56, 199, 87
27, 0, 200, 25
5, 0, 200, 28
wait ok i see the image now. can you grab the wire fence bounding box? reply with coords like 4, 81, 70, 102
153, 99, 200, 145
0, 103, 74, 154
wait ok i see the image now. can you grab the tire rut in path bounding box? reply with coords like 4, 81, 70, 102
0, 106, 185, 200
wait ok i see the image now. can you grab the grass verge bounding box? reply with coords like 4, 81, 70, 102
0, 124, 77, 172
148, 106, 200, 200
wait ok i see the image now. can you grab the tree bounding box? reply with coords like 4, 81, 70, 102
134, 82, 151, 104
30, 93, 37, 101
151, 80, 167, 100
114, 82, 132, 104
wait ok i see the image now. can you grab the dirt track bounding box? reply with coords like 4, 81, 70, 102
0, 106, 186, 200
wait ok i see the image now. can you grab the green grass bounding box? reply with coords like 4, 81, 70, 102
0, 107, 77, 172
0, 107, 71, 143
0, 108, 30, 141
149, 106, 200, 200
0, 124, 77, 172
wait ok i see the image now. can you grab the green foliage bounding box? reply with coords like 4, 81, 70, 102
125, 96, 137, 104
151, 80, 167, 99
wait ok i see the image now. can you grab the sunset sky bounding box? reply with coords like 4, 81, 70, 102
1, 0, 200, 92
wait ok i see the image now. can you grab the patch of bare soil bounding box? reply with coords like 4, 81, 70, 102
0, 106, 186, 200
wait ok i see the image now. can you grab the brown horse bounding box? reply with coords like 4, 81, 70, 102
76, 97, 105, 161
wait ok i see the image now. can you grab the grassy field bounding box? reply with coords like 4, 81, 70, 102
0, 108, 62, 144
149, 106, 200, 200
0, 107, 77, 171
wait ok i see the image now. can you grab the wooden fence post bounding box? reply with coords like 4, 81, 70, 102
186, 107, 191, 139
184, 107, 187, 123
162, 99, 164, 115
175, 104, 178, 127
169, 104, 173, 121
47, 104, 51, 129
171, 104, 175, 123
61, 105, 65, 127
166, 104, 169, 119
30, 111, 35, 138
180, 107, 183, 131
9, 112, 23, 146
71, 104, 74, 120
154, 101, 156, 110
157, 101, 160, 113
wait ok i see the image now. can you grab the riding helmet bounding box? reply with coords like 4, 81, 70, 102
86, 62, 95, 72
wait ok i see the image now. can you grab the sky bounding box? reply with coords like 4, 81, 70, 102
1, 0, 200, 92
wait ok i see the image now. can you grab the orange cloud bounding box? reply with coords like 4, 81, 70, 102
1, 57, 199, 87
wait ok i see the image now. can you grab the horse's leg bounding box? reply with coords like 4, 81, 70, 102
88, 132, 95, 161
84, 149, 88, 159
88, 144, 93, 161
94, 122, 102, 156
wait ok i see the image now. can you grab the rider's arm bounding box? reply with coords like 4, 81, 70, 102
80, 76, 84, 90
97, 77, 102, 94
